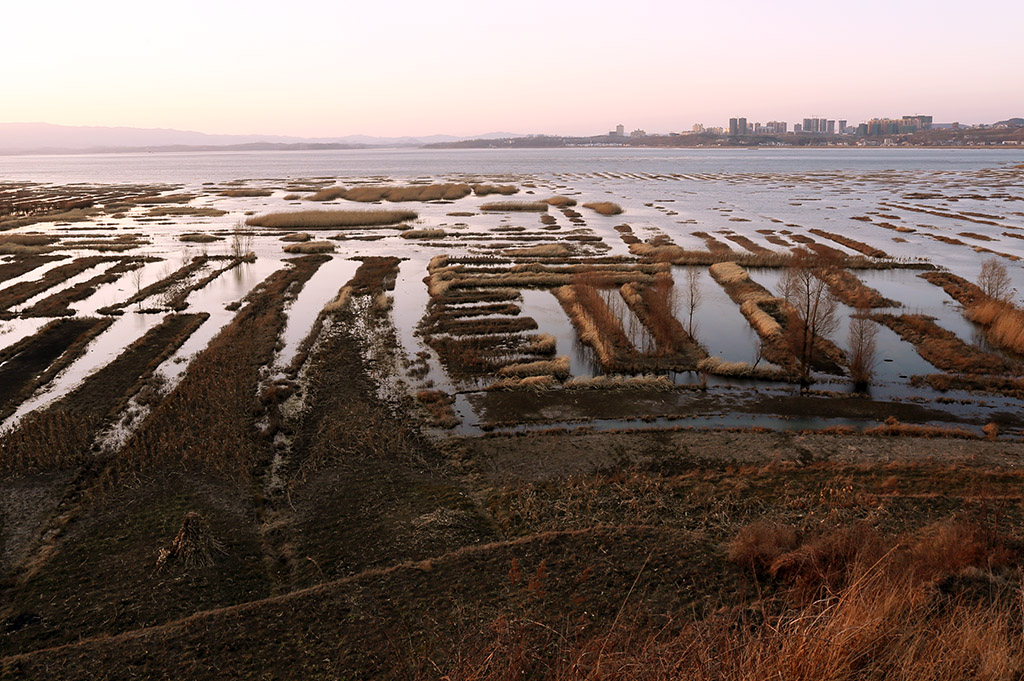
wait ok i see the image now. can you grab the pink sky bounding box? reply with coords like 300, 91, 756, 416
2, 0, 1022, 137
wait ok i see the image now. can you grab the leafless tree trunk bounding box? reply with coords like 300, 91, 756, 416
781, 248, 840, 386
684, 266, 702, 338
847, 305, 878, 392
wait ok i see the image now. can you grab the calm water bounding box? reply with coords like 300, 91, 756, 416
1, 147, 1022, 184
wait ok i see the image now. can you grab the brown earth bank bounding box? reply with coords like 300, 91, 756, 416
3, 423, 1024, 679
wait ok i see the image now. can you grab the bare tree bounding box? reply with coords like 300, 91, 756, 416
231, 221, 254, 259
847, 304, 878, 392
978, 257, 1014, 302
781, 248, 840, 386
684, 266, 702, 338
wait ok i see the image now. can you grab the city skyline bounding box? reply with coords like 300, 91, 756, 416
2, 0, 1022, 138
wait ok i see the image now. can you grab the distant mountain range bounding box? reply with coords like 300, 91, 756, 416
0, 123, 525, 155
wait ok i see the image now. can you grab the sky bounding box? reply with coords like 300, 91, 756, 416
2, 0, 1023, 138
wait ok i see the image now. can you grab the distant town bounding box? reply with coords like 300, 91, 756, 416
427, 116, 1024, 149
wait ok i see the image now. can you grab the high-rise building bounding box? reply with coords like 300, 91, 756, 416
839, 119, 848, 134
729, 118, 739, 136
826, 120, 836, 135
738, 117, 747, 136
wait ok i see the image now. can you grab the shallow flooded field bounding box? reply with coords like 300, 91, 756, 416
2, 149, 1024, 439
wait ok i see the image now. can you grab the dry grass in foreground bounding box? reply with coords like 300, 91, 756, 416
245, 209, 416, 229
434, 520, 1024, 680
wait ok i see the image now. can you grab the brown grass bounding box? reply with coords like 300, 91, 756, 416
283, 241, 335, 253
822, 269, 898, 308
217, 189, 272, 197
920, 271, 986, 306
0, 255, 118, 311
808, 229, 890, 258
583, 202, 623, 216
245, 209, 417, 229
871, 313, 1018, 374
307, 184, 472, 202
415, 390, 459, 428
497, 356, 570, 379
697, 356, 792, 381
472, 184, 518, 196
401, 229, 446, 239
966, 299, 1024, 355
480, 201, 550, 212
545, 196, 577, 207
178, 233, 221, 243
504, 244, 571, 257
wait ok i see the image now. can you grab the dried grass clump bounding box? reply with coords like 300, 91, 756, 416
822, 269, 898, 308
218, 189, 272, 197
504, 243, 571, 257
480, 201, 549, 212
564, 374, 676, 391
727, 521, 799, 570
871, 313, 1017, 375
283, 240, 334, 253
486, 375, 558, 391
323, 286, 352, 313
697, 356, 791, 381
415, 389, 459, 428
809, 228, 890, 258
472, 184, 518, 196
497, 355, 570, 379
178, 233, 221, 243
524, 333, 557, 355
740, 300, 783, 337
708, 261, 748, 285
155, 512, 225, 572
280, 232, 311, 242
583, 201, 623, 216
545, 196, 577, 207
863, 416, 980, 440
309, 183, 472, 202
966, 299, 1024, 355
246, 209, 417, 228
401, 229, 446, 239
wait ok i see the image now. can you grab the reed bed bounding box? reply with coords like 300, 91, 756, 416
919, 271, 986, 306
821, 269, 898, 308
280, 233, 311, 242
723, 234, 774, 255
485, 375, 559, 391
116, 255, 329, 478
555, 281, 634, 371
582, 201, 623, 216
480, 201, 549, 212
0, 254, 64, 285
620, 281, 706, 367
504, 244, 571, 257
0, 317, 113, 423
432, 316, 538, 337
497, 356, 570, 379
697, 356, 793, 381
692, 231, 733, 253
563, 374, 676, 391
871, 313, 1018, 374
401, 229, 445, 239
809, 228, 890, 258
178, 233, 221, 243
966, 299, 1024, 355
414, 389, 459, 429
863, 416, 980, 439
472, 184, 518, 196
98, 256, 211, 314
545, 196, 577, 207
0, 313, 207, 472
307, 183, 472, 203
0, 255, 117, 311
245, 209, 417, 229
23, 259, 145, 317
217, 189, 272, 197
283, 241, 335, 253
